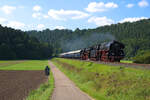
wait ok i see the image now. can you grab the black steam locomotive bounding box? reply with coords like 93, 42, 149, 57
59, 40, 125, 62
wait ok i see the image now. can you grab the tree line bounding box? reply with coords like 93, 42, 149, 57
0, 25, 53, 60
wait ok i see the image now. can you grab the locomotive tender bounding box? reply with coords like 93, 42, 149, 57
59, 40, 125, 62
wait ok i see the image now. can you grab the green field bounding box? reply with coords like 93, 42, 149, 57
0, 60, 48, 70
0, 60, 26, 67
0, 60, 54, 100
52, 58, 150, 100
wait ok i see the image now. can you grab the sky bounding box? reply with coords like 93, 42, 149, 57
0, 0, 149, 30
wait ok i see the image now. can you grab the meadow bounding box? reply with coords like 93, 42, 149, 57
0, 60, 25, 67
52, 58, 150, 100
0, 60, 48, 70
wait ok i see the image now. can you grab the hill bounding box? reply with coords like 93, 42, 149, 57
0, 25, 53, 60
27, 18, 150, 58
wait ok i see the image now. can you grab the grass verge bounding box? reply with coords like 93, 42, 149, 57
52, 58, 150, 100
26, 70, 54, 100
120, 60, 133, 63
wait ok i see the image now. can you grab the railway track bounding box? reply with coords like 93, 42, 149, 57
95, 61, 150, 69
65, 58, 150, 70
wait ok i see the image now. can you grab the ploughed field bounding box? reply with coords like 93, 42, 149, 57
0, 60, 49, 100
0, 70, 47, 100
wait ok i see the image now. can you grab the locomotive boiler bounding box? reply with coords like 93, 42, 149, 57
59, 40, 125, 62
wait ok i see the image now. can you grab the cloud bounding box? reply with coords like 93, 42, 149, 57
33, 5, 42, 11
43, 15, 49, 19
37, 24, 45, 30
85, 2, 118, 12
32, 13, 41, 19
48, 9, 89, 20
119, 17, 148, 23
138, 0, 149, 7
54, 26, 66, 29
32, 5, 49, 20
88, 16, 114, 26
7, 21, 25, 29
32, 12, 49, 19
1, 5, 16, 14
126, 4, 134, 8
0, 17, 25, 29
0, 17, 7, 24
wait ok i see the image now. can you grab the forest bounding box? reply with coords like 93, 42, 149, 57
0, 18, 150, 60
0, 25, 53, 59
28, 18, 150, 59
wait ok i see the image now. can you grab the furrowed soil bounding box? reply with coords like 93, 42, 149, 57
0, 70, 48, 100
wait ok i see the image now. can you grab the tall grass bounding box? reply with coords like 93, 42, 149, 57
52, 58, 150, 100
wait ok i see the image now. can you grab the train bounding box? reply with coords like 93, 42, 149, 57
59, 40, 125, 62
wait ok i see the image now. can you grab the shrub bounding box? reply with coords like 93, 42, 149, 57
133, 50, 150, 64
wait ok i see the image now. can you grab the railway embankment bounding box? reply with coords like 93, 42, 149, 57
52, 58, 150, 100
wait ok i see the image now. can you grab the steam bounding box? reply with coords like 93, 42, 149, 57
60, 33, 115, 52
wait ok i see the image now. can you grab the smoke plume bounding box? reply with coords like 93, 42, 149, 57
60, 33, 115, 52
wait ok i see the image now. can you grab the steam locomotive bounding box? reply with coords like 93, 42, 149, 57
59, 40, 125, 62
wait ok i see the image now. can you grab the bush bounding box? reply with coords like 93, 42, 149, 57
133, 50, 150, 64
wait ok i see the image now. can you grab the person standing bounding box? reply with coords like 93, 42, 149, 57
45, 66, 50, 76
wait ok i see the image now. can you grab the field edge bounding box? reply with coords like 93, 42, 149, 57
26, 65, 54, 100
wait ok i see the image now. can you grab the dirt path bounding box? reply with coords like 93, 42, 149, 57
0, 70, 47, 100
49, 61, 93, 100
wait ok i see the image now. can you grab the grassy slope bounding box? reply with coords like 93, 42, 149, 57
52, 58, 150, 100
0, 60, 48, 70
0, 60, 54, 100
